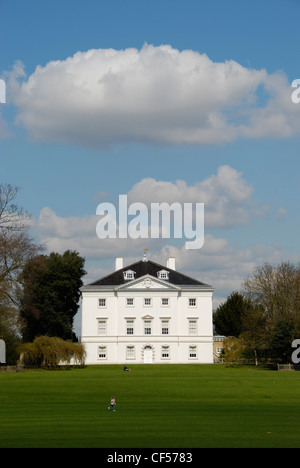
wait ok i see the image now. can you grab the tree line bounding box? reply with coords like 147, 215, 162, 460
214, 262, 300, 365
0, 184, 86, 364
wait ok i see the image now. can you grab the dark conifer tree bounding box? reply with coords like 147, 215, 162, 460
20, 250, 86, 342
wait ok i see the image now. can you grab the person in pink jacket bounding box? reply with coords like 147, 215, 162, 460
108, 396, 116, 411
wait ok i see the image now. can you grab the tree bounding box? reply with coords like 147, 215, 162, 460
240, 304, 269, 365
213, 292, 252, 337
223, 337, 244, 365
242, 261, 300, 363
0, 184, 31, 232
243, 261, 300, 325
0, 229, 41, 305
20, 250, 86, 342
19, 336, 86, 368
268, 320, 295, 363
0, 184, 41, 362
0, 184, 40, 304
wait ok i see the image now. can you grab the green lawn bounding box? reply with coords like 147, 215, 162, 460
0, 364, 300, 448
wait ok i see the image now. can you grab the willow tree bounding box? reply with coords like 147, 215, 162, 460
19, 336, 86, 368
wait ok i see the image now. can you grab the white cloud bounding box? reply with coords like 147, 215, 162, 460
8, 44, 300, 148
0, 112, 12, 139
127, 165, 255, 228
32, 206, 269, 292
30, 167, 300, 301
276, 207, 287, 220
33, 206, 155, 259
155, 238, 300, 301
31, 165, 268, 259
33, 165, 258, 258
34, 207, 299, 300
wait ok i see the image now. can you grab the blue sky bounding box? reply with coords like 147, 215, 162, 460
1, 0, 300, 316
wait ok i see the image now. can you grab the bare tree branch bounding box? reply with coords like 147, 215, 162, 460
0, 184, 31, 232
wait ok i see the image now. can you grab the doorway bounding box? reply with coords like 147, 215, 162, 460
143, 346, 153, 364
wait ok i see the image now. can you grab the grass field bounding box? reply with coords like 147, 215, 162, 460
0, 364, 300, 448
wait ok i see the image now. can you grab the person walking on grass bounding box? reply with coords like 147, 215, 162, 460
108, 396, 116, 411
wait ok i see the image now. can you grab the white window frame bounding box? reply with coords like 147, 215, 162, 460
98, 298, 106, 308
124, 270, 136, 280
144, 319, 152, 335
126, 346, 135, 360
189, 345, 197, 359
97, 319, 107, 336
161, 319, 169, 335
126, 298, 134, 307
189, 298, 197, 307
144, 298, 152, 307
161, 345, 170, 359
98, 345, 107, 360
126, 319, 135, 335
188, 319, 198, 335
158, 270, 169, 280
161, 298, 169, 307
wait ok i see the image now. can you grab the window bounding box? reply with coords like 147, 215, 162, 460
161, 320, 169, 335
161, 346, 170, 359
161, 298, 169, 306
98, 298, 106, 307
126, 346, 135, 359
124, 270, 136, 280
98, 346, 107, 359
126, 320, 134, 335
126, 298, 134, 306
158, 270, 169, 280
189, 346, 197, 359
189, 298, 196, 307
144, 320, 152, 335
98, 319, 107, 336
189, 320, 197, 335
144, 298, 152, 307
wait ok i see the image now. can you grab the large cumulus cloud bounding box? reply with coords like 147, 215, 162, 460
8, 44, 299, 148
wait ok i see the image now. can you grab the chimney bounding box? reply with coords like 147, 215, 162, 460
115, 257, 123, 271
167, 257, 176, 271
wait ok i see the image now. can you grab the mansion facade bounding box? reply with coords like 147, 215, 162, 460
80, 254, 214, 365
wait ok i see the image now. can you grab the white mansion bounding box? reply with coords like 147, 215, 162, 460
80, 253, 214, 365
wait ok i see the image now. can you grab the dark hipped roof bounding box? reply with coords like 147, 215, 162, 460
88, 259, 212, 288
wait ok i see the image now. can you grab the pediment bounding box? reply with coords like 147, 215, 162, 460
141, 314, 154, 320
116, 274, 180, 291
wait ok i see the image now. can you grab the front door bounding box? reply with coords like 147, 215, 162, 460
144, 347, 153, 364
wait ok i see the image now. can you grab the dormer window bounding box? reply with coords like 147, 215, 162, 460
157, 269, 169, 280
123, 270, 136, 280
